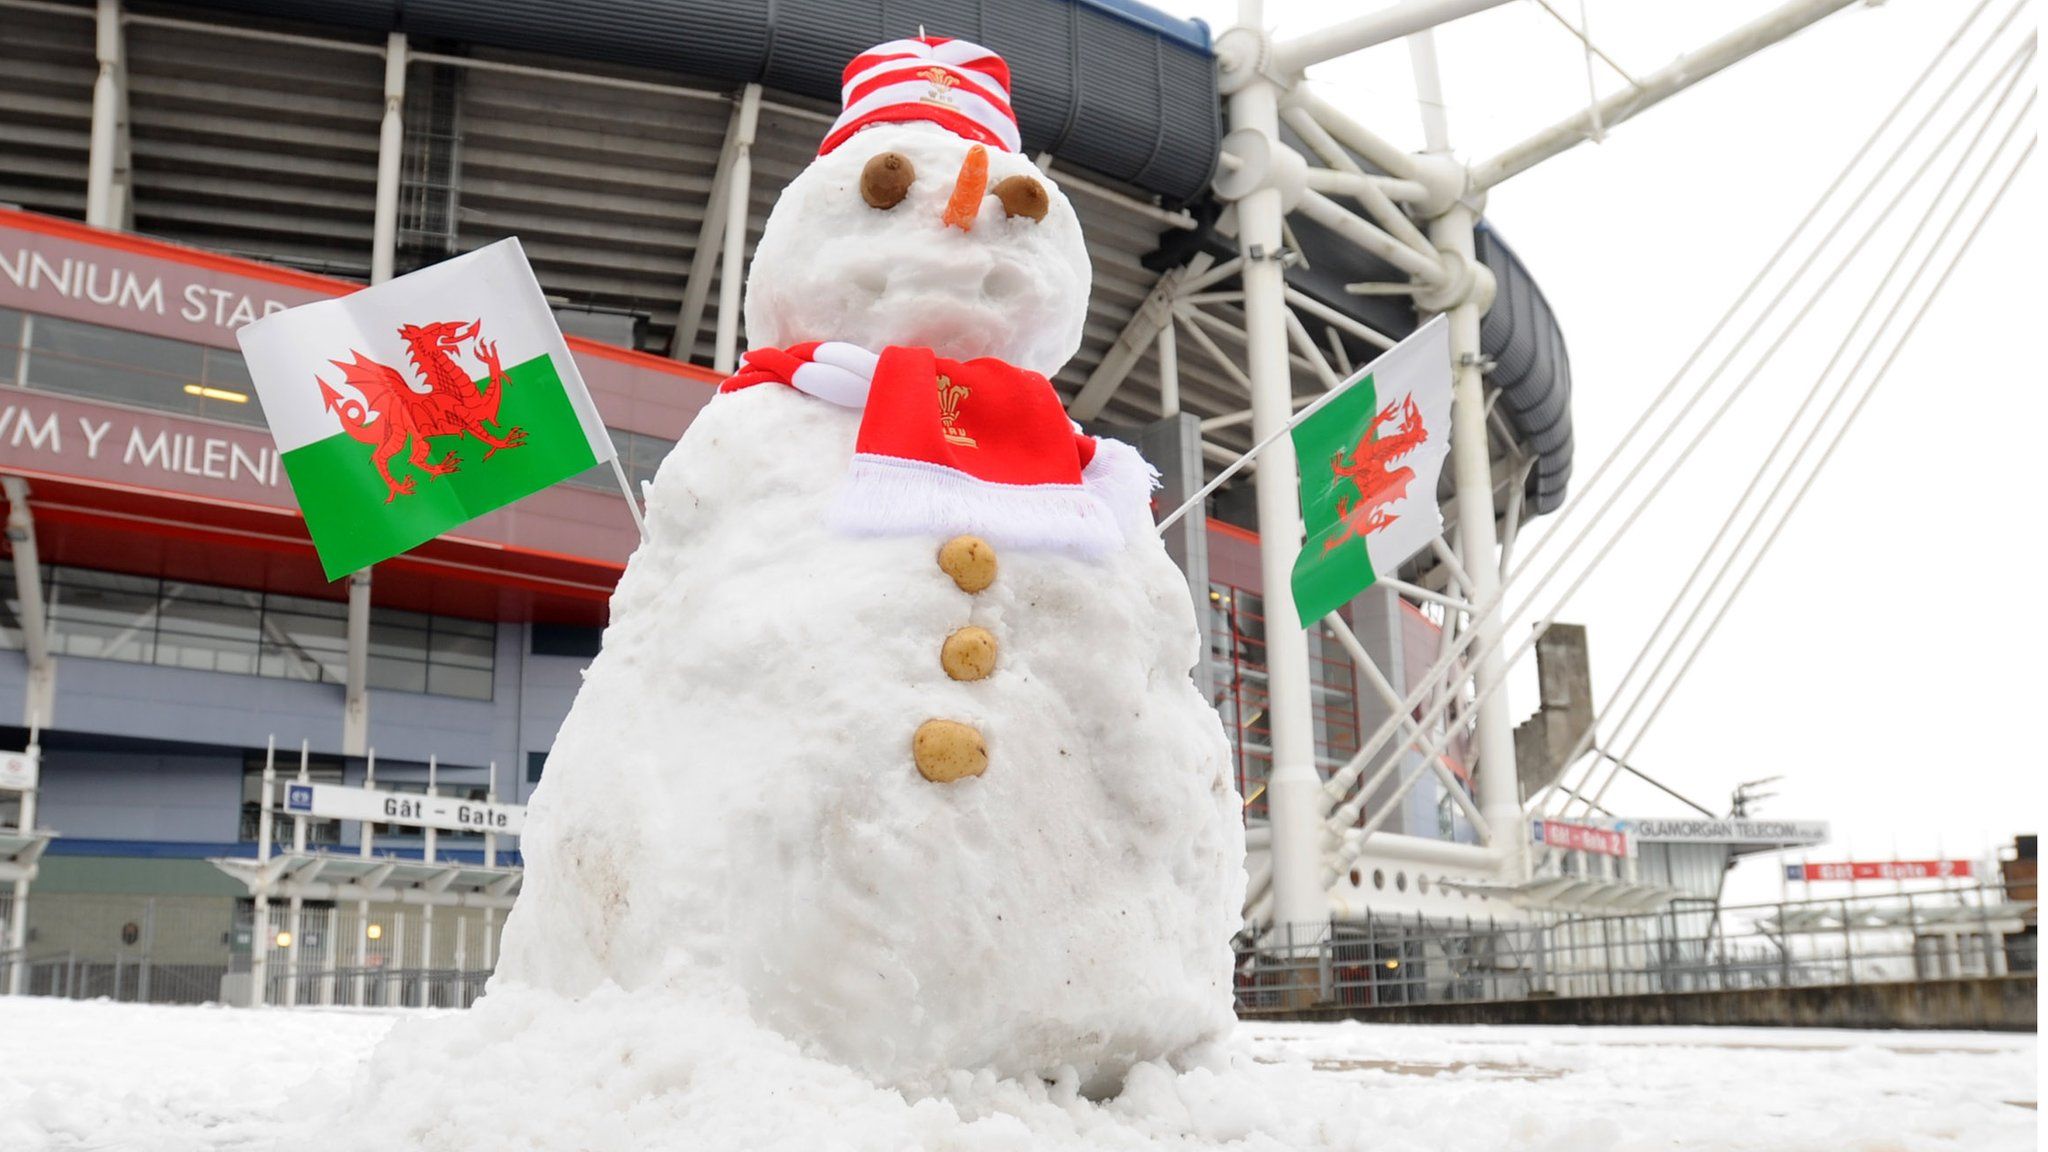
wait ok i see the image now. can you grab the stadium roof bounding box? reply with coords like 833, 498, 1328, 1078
180, 0, 1226, 202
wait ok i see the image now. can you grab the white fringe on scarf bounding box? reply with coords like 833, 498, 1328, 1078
830, 438, 1159, 558
785, 340, 1163, 556
1082, 436, 1163, 545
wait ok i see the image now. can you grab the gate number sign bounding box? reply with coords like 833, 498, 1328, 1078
280, 780, 524, 834
1786, 860, 1973, 882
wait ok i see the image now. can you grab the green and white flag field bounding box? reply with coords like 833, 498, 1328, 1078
1289, 315, 1453, 626
237, 238, 615, 580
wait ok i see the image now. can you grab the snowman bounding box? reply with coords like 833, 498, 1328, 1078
493, 36, 1245, 1096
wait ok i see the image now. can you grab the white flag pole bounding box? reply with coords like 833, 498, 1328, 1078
608, 455, 648, 540
1154, 314, 1446, 534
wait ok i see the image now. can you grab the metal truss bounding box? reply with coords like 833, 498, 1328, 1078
1178, 0, 1885, 937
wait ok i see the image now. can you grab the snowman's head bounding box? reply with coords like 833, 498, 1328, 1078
744, 68, 1091, 376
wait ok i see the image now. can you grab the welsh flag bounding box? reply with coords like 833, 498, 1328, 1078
237, 239, 615, 580
1289, 316, 1454, 626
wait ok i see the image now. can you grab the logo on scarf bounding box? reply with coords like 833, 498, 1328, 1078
936, 373, 977, 447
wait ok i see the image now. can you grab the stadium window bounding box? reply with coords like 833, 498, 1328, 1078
27, 563, 494, 700
426, 616, 496, 699
15, 312, 268, 428
201, 344, 257, 396
527, 750, 548, 783
153, 582, 264, 676
563, 428, 675, 495
0, 307, 22, 385
0, 559, 22, 651
367, 610, 497, 700
367, 609, 434, 694
258, 593, 350, 684
44, 566, 163, 664
530, 623, 602, 659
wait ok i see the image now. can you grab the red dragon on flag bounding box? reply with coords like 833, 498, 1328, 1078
240, 237, 614, 580
1321, 395, 1428, 552
317, 319, 528, 502
1289, 314, 1453, 625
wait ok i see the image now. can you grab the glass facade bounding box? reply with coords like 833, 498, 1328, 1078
0, 306, 268, 427
0, 559, 496, 700
0, 558, 20, 652
563, 427, 675, 496
1208, 581, 1362, 819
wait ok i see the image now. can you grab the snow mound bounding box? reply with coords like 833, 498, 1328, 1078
334, 983, 1395, 1152
2, 998, 2033, 1151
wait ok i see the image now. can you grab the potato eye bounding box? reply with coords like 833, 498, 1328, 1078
860, 152, 915, 210
992, 175, 1049, 222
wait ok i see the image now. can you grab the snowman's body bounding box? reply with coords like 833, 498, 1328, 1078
495, 108, 1245, 1092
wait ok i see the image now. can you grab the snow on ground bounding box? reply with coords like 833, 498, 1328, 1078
0, 996, 2032, 1152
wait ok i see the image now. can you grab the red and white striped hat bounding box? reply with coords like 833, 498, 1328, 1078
818, 37, 1021, 157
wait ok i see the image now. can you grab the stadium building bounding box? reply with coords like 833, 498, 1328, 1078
0, 0, 1605, 1000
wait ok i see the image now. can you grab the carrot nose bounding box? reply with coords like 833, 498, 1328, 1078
942, 145, 990, 231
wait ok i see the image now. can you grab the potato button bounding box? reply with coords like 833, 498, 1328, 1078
913, 719, 987, 782
940, 626, 997, 681
937, 535, 997, 593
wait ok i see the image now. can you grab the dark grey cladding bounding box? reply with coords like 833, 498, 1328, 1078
1476, 222, 1572, 515
167, 0, 1223, 205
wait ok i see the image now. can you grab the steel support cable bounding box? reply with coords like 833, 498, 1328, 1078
1323, 613, 1494, 838
1562, 42, 2037, 819
1584, 112, 2037, 807
1532, 0, 2023, 819
1315, 0, 2013, 818
1529, 0, 1644, 88
1523, 6, 2031, 824
1315, 49, 2035, 896
1317, 0, 2019, 822
1539, 29, 2038, 822
1490, 0, 2012, 589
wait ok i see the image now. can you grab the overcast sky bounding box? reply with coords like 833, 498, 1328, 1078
1160, 0, 2042, 902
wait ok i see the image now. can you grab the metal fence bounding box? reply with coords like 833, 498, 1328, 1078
0, 892, 501, 1008
4, 886, 2031, 1014
8, 952, 228, 1004
1235, 884, 2036, 1014
241, 899, 498, 1009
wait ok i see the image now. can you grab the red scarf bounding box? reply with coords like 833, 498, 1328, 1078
720, 342, 1153, 556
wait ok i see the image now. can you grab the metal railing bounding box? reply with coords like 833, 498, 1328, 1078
1, 892, 503, 1008
4, 951, 228, 1004
223, 960, 493, 1010
1235, 884, 2036, 1014
6, 886, 2029, 1014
